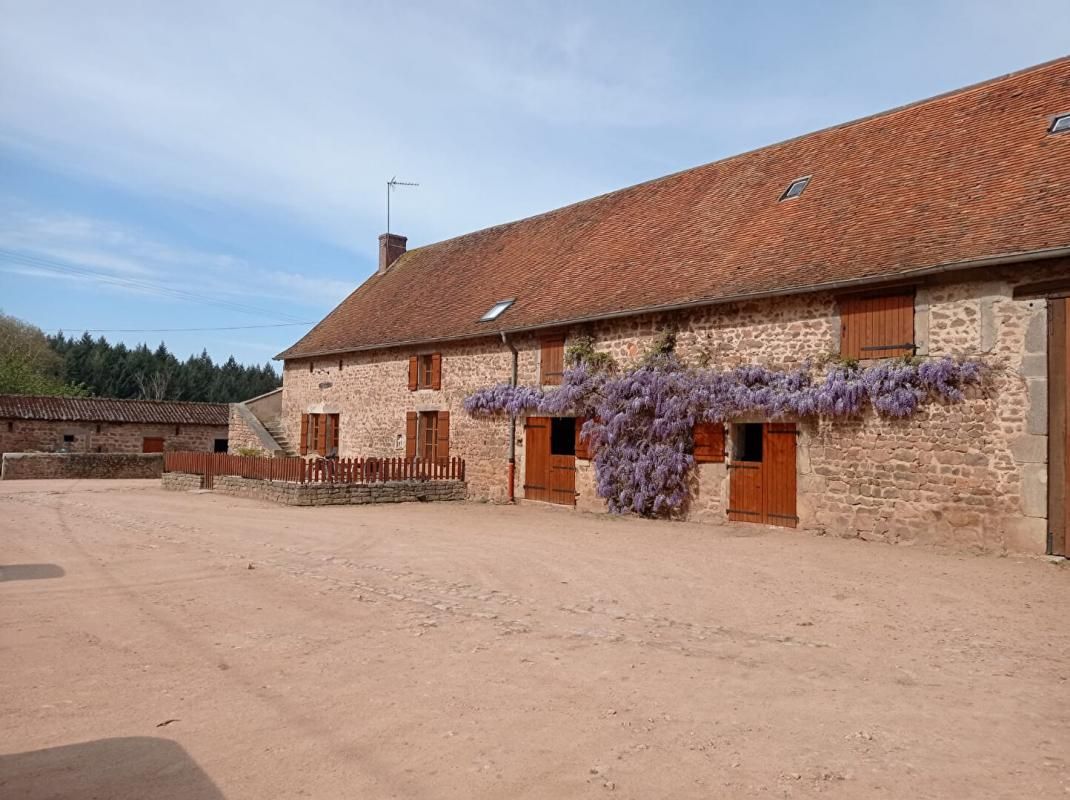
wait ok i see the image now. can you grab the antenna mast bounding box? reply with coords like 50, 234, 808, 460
386, 177, 419, 236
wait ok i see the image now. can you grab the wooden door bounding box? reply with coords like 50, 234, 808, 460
727, 423, 797, 528
142, 437, 164, 453
764, 423, 798, 528
1050, 298, 1069, 556
524, 417, 551, 503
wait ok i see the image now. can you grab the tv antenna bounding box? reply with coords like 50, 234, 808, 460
386, 177, 419, 237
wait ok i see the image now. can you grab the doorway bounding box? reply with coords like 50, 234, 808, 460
727, 422, 798, 528
524, 416, 577, 505
1050, 298, 1069, 555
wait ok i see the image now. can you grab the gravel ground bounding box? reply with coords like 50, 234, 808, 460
1, 479, 1068, 799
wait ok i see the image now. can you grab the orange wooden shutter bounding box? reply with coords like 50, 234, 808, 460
299, 413, 309, 455
315, 414, 328, 454
574, 417, 592, 460
436, 411, 450, 461
405, 412, 418, 458
330, 413, 340, 452
693, 422, 725, 463
408, 356, 418, 390
839, 290, 915, 359
431, 353, 442, 390
540, 336, 565, 385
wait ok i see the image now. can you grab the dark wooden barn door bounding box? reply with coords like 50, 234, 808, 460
1050, 298, 1069, 556
728, 423, 797, 528
524, 416, 577, 506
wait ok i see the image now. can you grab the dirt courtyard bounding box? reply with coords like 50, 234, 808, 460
1, 480, 1068, 799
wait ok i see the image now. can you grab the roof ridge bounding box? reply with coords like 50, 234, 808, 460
398, 54, 1070, 258
0, 393, 229, 407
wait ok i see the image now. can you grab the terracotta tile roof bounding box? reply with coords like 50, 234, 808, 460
280, 57, 1070, 359
0, 395, 229, 426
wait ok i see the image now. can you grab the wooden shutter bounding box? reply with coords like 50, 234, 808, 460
540, 336, 565, 385
431, 353, 442, 390
574, 417, 592, 460
408, 356, 419, 391
693, 422, 725, 463
405, 412, 418, 458
299, 413, 309, 455
436, 411, 450, 461
330, 413, 340, 452
839, 290, 915, 360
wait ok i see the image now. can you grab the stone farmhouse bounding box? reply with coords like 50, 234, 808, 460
0, 395, 229, 457
276, 57, 1070, 555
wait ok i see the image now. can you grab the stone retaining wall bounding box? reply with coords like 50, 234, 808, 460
161, 471, 466, 506
2, 452, 164, 480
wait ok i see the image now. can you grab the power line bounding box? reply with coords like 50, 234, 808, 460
0, 249, 310, 324
44, 322, 312, 334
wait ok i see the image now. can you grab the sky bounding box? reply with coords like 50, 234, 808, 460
2, 2, 1068, 368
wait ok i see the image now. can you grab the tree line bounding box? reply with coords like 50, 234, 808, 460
0, 312, 281, 402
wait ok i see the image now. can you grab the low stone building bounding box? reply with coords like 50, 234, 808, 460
276, 57, 1070, 555
0, 395, 229, 457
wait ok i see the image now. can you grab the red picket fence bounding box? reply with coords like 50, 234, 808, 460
164, 452, 465, 489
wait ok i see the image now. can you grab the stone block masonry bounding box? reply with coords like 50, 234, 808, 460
2, 452, 164, 480
161, 471, 466, 506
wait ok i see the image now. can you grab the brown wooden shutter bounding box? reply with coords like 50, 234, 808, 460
540, 336, 565, 385
436, 411, 450, 461
408, 356, 419, 391
839, 290, 915, 360
315, 414, 328, 454
299, 413, 309, 455
693, 422, 725, 463
330, 413, 340, 452
405, 412, 418, 458
431, 353, 442, 390
574, 417, 592, 460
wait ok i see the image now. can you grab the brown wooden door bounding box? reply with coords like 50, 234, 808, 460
764, 423, 798, 528
727, 423, 797, 528
524, 417, 551, 503
142, 437, 164, 453
549, 454, 577, 505
1050, 298, 1069, 556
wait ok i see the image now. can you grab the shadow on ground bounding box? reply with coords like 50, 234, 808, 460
0, 737, 224, 799
0, 564, 65, 582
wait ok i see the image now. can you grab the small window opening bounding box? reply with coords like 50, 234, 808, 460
550, 417, 577, 456
338, 358, 343, 371
780, 176, 810, 201
6, 421, 12, 432
63, 434, 75, 443
480, 299, 515, 322
175, 425, 181, 435
1050, 113, 1070, 134
95, 424, 102, 434
733, 423, 763, 462
214, 438, 228, 453
309, 361, 314, 373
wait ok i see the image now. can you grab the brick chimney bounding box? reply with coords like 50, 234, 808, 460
378, 233, 407, 274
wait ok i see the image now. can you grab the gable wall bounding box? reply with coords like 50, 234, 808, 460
282, 258, 1070, 553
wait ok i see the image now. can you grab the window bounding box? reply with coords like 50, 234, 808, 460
405, 410, 450, 461
1050, 113, 1070, 134
6, 421, 12, 432
408, 353, 442, 390
550, 417, 576, 456
780, 176, 810, 201
142, 437, 165, 453
540, 336, 565, 385
214, 439, 228, 453
175, 425, 181, 435
693, 422, 726, 463
95, 424, 102, 434
838, 289, 916, 359
63, 434, 75, 443
480, 299, 514, 322
300, 413, 340, 456
733, 423, 763, 462
309, 361, 314, 373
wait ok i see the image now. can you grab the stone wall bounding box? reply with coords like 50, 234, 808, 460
2, 452, 164, 480
0, 419, 228, 458
162, 471, 204, 491
162, 472, 466, 505
281, 258, 1070, 553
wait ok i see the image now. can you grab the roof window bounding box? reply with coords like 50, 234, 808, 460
479, 299, 514, 322
780, 176, 810, 201
1050, 113, 1070, 134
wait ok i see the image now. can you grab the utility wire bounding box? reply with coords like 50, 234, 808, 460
0, 248, 311, 324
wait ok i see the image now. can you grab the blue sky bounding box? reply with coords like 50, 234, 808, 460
2, 2, 1068, 368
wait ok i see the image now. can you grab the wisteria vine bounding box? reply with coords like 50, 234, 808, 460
464, 354, 984, 517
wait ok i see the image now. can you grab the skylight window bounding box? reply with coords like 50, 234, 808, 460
780, 176, 810, 201
480, 299, 514, 322
1050, 113, 1070, 134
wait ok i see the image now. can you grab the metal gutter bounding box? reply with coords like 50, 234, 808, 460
276, 246, 1070, 361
